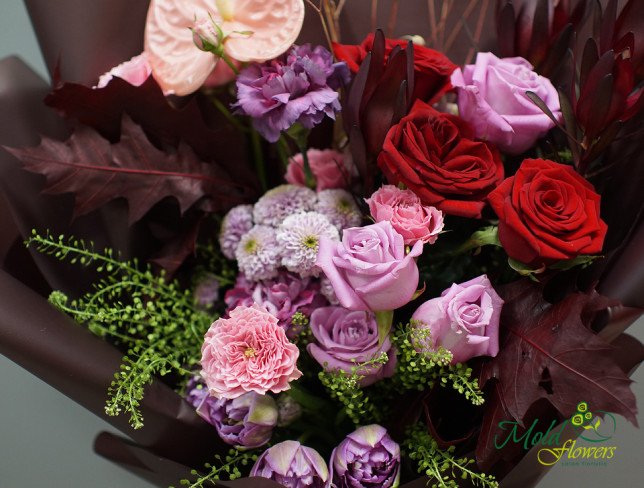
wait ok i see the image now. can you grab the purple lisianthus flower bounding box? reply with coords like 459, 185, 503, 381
251, 440, 329, 487
186, 377, 278, 449
225, 271, 327, 336
306, 306, 397, 386
330, 424, 401, 488
411, 274, 503, 363
234, 44, 350, 142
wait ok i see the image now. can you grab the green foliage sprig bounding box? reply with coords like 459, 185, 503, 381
404, 425, 498, 488
173, 449, 259, 488
392, 322, 485, 406
318, 351, 389, 425
27, 230, 212, 429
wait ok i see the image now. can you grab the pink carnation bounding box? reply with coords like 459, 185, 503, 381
285, 149, 354, 191
201, 305, 302, 399
96, 52, 152, 88
366, 185, 444, 246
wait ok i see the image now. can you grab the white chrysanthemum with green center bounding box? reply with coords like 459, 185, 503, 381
235, 225, 282, 281
315, 189, 362, 231
277, 212, 339, 277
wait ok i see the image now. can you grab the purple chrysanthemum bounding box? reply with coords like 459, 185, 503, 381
253, 184, 317, 228
315, 189, 362, 231
224, 271, 327, 335
276, 212, 339, 277
233, 44, 351, 142
235, 225, 282, 281
219, 204, 254, 260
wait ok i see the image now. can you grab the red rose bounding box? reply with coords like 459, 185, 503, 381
378, 100, 505, 218
488, 159, 608, 266
333, 33, 456, 102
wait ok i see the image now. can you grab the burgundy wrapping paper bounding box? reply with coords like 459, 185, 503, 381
0, 1, 641, 487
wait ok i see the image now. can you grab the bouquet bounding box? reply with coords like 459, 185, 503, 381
1, 1, 643, 487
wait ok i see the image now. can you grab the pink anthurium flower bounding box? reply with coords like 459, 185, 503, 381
144, 0, 305, 96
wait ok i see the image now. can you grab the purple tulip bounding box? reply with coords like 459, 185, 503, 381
330, 424, 401, 487
186, 378, 278, 449
411, 274, 503, 364
307, 306, 397, 386
250, 440, 329, 487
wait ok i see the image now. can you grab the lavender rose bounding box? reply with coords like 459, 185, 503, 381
234, 44, 350, 142
411, 275, 503, 363
307, 306, 397, 386
451, 52, 561, 155
250, 440, 329, 487
330, 424, 401, 488
316, 221, 423, 311
185, 379, 277, 449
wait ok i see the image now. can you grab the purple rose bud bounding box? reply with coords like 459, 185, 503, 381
250, 440, 329, 487
307, 306, 397, 386
411, 274, 503, 363
187, 377, 277, 449
276, 393, 302, 427
316, 220, 423, 312
330, 424, 401, 487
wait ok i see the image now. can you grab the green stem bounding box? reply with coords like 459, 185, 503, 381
276, 135, 292, 170
210, 96, 248, 133
250, 128, 267, 192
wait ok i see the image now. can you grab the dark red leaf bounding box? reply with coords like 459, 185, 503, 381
614, 0, 644, 77
496, 2, 516, 57
150, 213, 204, 275
481, 280, 638, 427
579, 37, 599, 91
528, 0, 551, 65
600, 0, 618, 53
6, 116, 250, 224
44, 76, 258, 189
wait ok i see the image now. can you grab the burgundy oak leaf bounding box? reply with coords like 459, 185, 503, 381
481, 280, 638, 427
6, 116, 250, 224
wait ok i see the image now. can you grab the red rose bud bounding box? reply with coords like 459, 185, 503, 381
378, 100, 504, 219
488, 159, 608, 267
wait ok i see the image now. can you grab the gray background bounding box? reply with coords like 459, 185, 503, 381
0, 1, 641, 487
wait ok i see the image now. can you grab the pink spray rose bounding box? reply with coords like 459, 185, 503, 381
96, 53, 152, 89
307, 306, 397, 386
285, 149, 354, 191
316, 221, 423, 312
451, 52, 561, 155
411, 275, 503, 364
201, 305, 302, 399
366, 185, 444, 246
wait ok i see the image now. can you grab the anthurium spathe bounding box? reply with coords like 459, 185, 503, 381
144, 0, 305, 95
